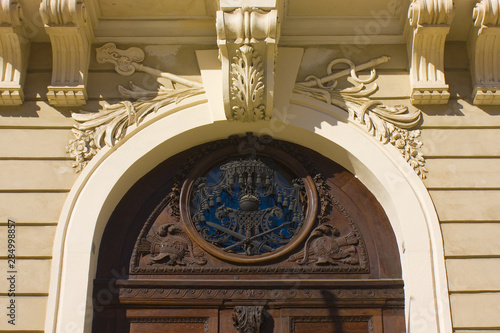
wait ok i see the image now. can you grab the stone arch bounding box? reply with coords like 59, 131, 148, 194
45, 99, 452, 333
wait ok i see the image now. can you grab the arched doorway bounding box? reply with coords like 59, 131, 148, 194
93, 135, 404, 332
45, 100, 452, 333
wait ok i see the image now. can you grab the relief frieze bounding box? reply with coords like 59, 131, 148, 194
130, 135, 369, 275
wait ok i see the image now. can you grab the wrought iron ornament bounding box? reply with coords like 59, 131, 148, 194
190, 158, 306, 257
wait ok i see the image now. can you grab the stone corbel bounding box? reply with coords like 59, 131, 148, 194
216, 0, 279, 121
0, 0, 29, 106
406, 0, 455, 104
40, 0, 95, 107
468, 0, 500, 105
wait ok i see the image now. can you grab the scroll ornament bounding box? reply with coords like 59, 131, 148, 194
66, 43, 204, 171
294, 56, 427, 179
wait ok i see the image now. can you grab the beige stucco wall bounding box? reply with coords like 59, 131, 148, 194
422, 42, 500, 333
0, 41, 499, 332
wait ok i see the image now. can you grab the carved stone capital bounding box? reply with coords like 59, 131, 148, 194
40, 0, 95, 107
216, 1, 279, 121
406, 0, 455, 104
0, 0, 29, 106
468, 0, 500, 105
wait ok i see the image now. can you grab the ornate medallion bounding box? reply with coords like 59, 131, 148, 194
180, 146, 318, 264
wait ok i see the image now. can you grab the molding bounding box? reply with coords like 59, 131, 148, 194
118, 286, 404, 302
216, 1, 279, 121
294, 56, 427, 179
468, 0, 500, 105
39, 0, 95, 107
67, 43, 204, 171
0, 0, 29, 106
406, 0, 455, 105
290, 316, 374, 333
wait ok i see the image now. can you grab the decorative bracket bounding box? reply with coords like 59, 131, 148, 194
39, 0, 95, 107
468, 0, 500, 105
0, 0, 29, 106
216, 0, 279, 121
406, 0, 455, 104
232, 306, 266, 333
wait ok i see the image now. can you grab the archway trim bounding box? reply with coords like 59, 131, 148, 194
45, 99, 452, 333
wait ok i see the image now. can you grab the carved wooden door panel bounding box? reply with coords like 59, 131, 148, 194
93, 135, 405, 333
127, 309, 219, 333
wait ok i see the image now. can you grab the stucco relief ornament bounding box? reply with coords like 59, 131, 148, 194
294, 56, 427, 178
217, 4, 278, 121
67, 43, 204, 171
66, 128, 98, 172
231, 44, 265, 121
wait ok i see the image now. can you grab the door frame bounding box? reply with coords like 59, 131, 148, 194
45, 97, 452, 333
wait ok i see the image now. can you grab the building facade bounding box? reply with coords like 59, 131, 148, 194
1, 0, 499, 332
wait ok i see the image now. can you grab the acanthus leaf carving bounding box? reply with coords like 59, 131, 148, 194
231, 44, 266, 121
294, 57, 427, 179
66, 43, 204, 171
468, 0, 500, 105
0, 0, 28, 106
406, 0, 455, 105
217, 2, 279, 121
232, 306, 266, 333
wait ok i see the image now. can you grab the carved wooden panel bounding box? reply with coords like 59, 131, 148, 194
126, 309, 218, 333
93, 134, 404, 332
128, 134, 372, 277
282, 308, 383, 333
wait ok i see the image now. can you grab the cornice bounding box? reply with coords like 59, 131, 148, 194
468, 0, 500, 105
39, 0, 95, 107
406, 0, 455, 105
0, 0, 29, 106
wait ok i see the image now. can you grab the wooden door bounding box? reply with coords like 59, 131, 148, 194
92, 135, 405, 333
